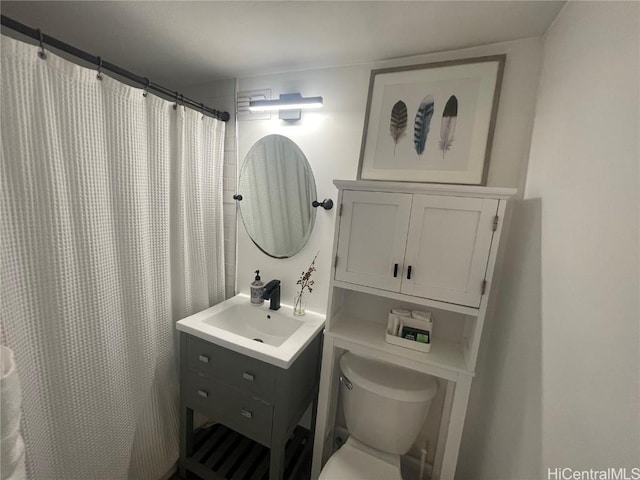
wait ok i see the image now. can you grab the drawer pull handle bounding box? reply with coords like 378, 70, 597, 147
197, 390, 208, 399
407, 265, 412, 280
393, 263, 398, 278
242, 372, 254, 382
198, 355, 209, 364
240, 409, 253, 419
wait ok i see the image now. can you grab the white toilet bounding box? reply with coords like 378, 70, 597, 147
319, 352, 438, 480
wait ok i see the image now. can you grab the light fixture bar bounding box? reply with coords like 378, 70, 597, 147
249, 93, 323, 112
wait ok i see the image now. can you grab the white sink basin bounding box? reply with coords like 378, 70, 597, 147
202, 304, 303, 347
176, 294, 325, 368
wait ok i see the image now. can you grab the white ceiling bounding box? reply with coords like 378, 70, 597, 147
1, 1, 564, 88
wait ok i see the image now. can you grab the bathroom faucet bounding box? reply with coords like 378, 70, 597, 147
261, 280, 281, 310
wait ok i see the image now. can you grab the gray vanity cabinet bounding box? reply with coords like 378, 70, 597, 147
185, 335, 276, 401
179, 332, 322, 480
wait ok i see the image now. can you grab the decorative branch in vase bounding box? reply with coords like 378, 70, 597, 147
294, 251, 319, 316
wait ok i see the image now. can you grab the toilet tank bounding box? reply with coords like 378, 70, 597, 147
339, 352, 438, 455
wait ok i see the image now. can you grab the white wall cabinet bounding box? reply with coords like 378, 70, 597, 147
312, 180, 515, 480
401, 194, 498, 308
335, 190, 412, 291
336, 190, 499, 308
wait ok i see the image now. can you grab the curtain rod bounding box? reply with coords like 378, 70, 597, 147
0, 15, 230, 123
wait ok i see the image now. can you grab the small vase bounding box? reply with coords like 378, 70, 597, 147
293, 292, 306, 316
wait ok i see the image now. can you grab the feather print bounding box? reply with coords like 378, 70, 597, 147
414, 95, 435, 156
389, 100, 408, 152
439, 95, 458, 158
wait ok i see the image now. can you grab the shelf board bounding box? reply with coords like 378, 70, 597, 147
326, 313, 473, 380
331, 280, 480, 316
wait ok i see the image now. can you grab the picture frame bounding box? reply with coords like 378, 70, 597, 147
357, 55, 506, 185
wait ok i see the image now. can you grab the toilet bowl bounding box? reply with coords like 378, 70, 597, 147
318, 352, 438, 479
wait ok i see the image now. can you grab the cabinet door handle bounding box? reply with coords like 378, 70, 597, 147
393, 263, 398, 278
407, 265, 412, 280
240, 409, 253, 419
242, 372, 254, 382
197, 390, 208, 399
198, 354, 209, 364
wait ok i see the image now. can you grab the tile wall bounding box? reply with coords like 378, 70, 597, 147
182, 79, 237, 299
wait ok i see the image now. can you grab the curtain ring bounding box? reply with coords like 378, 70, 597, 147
200, 103, 206, 120
96, 56, 103, 81
173, 91, 179, 110
36, 29, 47, 60
142, 77, 150, 98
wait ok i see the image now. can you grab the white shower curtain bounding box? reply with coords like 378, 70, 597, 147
0, 35, 225, 480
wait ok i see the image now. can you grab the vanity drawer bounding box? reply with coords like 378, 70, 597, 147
183, 372, 273, 447
185, 334, 275, 402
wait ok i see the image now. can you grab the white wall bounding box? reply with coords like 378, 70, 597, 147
237, 65, 366, 312
457, 194, 544, 478
236, 37, 543, 315
525, 1, 640, 471
459, 4, 640, 477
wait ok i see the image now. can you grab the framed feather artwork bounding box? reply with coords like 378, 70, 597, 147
357, 55, 505, 185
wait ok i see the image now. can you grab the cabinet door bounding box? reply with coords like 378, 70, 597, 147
335, 190, 412, 291
400, 195, 498, 307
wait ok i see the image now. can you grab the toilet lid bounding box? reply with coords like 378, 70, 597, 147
318, 442, 402, 480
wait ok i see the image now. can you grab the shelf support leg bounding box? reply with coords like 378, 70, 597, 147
179, 406, 193, 478
439, 374, 472, 480
269, 433, 286, 480
432, 380, 455, 480
311, 335, 337, 480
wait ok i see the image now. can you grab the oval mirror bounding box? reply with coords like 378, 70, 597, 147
238, 134, 317, 258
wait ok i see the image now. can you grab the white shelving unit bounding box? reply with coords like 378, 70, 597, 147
311, 180, 515, 480
329, 314, 468, 379
332, 279, 480, 316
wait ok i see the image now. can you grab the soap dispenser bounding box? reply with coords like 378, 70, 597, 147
250, 270, 264, 305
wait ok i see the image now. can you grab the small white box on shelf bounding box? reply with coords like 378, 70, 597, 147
385, 310, 433, 353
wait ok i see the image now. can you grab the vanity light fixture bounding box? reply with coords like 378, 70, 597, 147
249, 93, 323, 121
